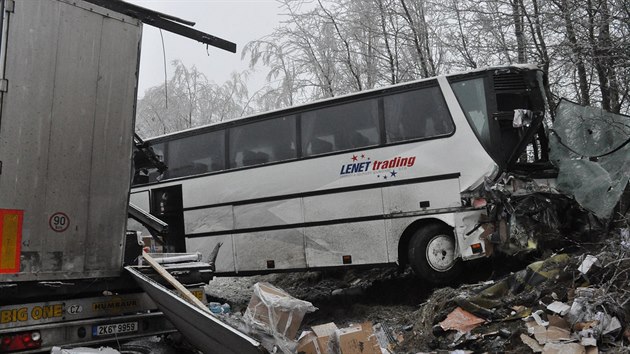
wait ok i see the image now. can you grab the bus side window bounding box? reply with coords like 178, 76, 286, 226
229, 116, 296, 168
242, 150, 269, 166
307, 138, 333, 155
302, 99, 379, 157
163, 130, 225, 179
385, 84, 453, 143
350, 131, 369, 148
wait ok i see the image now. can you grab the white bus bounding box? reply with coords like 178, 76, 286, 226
130, 65, 550, 283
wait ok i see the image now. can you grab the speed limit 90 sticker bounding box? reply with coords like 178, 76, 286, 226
49, 212, 70, 232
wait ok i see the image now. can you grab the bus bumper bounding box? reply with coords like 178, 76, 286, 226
454, 209, 491, 261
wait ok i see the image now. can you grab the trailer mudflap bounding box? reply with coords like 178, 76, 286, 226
125, 266, 267, 354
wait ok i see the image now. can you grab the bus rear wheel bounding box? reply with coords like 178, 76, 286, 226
408, 223, 462, 284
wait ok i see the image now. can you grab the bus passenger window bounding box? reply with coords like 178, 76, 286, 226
308, 138, 333, 155
385, 85, 454, 143
302, 99, 379, 157
229, 116, 296, 168
242, 150, 269, 166
163, 130, 225, 179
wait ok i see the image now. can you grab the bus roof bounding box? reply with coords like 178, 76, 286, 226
143, 64, 541, 141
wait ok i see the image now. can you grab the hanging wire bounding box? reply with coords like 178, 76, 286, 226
159, 29, 168, 109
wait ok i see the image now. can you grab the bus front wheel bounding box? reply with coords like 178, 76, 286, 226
408, 224, 462, 284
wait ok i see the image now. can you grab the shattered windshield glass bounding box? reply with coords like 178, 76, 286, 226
549, 100, 630, 218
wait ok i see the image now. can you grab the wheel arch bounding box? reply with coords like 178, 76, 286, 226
397, 217, 454, 268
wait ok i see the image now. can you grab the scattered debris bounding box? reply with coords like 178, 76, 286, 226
202, 223, 630, 353
578, 255, 598, 274
455, 254, 571, 320
208, 302, 231, 314
438, 307, 486, 333
546, 301, 571, 316
520, 333, 543, 352
542, 342, 587, 354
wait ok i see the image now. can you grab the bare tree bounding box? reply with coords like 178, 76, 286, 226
139, 0, 630, 130
136, 61, 250, 137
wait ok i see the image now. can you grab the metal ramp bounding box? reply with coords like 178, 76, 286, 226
126, 254, 267, 354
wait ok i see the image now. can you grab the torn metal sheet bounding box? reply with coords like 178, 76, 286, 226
125, 267, 267, 354
550, 99, 630, 218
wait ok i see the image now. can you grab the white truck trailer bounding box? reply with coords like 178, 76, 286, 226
0, 1, 245, 352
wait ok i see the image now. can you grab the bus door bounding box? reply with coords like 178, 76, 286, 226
150, 185, 186, 252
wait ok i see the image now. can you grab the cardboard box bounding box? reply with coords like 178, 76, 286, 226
332, 322, 381, 354
297, 322, 339, 354
244, 282, 316, 340
297, 331, 319, 354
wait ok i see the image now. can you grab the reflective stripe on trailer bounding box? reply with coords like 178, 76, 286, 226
0, 209, 23, 274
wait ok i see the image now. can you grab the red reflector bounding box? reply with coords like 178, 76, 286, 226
342, 255, 352, 264
470, 243, 483, 255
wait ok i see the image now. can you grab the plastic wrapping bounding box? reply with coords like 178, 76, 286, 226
243, 282, 317, 352
513, 109, 533, 128
550, 100, 630, 218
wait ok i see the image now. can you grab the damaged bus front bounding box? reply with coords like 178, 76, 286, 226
447, 65, 558, 262
410, 65, 556, 282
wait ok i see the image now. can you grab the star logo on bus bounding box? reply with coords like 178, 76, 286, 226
390, 170, 398, 178
352, 155, 358, 161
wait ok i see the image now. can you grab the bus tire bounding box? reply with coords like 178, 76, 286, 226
408, 223, 462, 284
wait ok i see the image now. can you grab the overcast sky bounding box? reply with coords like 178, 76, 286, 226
127, 0, 282, 97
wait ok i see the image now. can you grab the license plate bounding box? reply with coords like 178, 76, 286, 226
92, 321, 138, 337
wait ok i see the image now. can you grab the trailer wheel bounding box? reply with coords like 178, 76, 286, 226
408, 223, 462, 284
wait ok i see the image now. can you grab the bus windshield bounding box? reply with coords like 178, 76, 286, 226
449, 67, 549, 172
